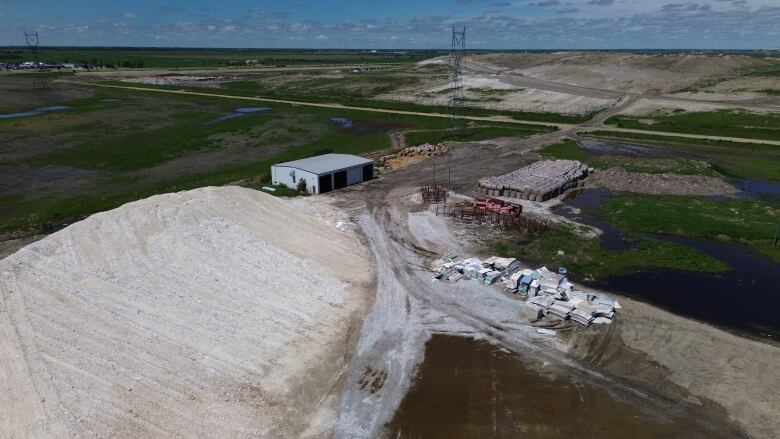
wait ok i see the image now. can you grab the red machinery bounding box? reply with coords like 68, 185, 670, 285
473, 198, 523, 215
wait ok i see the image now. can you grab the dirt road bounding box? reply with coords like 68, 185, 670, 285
79, 82, 780, 147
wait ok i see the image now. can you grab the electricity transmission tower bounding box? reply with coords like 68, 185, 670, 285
24, 31, 39, 55
444, 26, 466, 133
439, 26, 466, 191
24, 31, 47, 88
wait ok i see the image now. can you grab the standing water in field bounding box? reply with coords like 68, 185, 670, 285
556, 187, 780, 338
329, 116, 354, 129
578, 139, 671, 157
206, 107, 270, 124
0, 105, 70, 119
735, 178, 780, 200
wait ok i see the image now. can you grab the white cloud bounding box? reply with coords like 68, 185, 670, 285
315, 34, 328, 40
123, 12, 137, 19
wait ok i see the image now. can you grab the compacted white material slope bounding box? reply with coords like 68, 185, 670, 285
0, 186, 372, 438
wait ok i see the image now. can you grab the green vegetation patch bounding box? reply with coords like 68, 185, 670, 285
604, 195, 780, 263
105, 80, 590, 124
405, 124, 552, 146
491, 225, 728, 279
584, 131, 780, 182
0, 85, 552, 236
605, 109, 780, 141
538, 140, 719, 176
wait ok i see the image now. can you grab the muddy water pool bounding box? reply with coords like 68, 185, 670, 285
386, 335, 740, 438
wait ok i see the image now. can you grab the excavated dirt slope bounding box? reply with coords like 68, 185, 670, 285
0, 186, 373, 438
475, 52, 779, 94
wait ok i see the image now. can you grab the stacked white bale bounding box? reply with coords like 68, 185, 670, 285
479, 160, 588, 201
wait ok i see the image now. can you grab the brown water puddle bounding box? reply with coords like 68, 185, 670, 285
385, 335, 739, 438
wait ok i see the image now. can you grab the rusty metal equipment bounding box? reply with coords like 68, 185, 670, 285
421, 185, 448, 204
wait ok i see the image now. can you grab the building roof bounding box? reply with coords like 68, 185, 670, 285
272, 154, 373, 175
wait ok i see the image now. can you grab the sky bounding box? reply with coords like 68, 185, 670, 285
0, 0, 779, 49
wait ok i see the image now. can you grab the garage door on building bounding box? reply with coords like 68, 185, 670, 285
318, 175, 333, 194
333, 170, 347, 190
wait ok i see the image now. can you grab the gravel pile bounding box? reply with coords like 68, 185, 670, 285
0, 186, 372, 438
588, 167, 740, 196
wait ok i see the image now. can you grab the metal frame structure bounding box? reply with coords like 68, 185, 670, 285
24, 31, 48, 88
24, 31, 39, 53
444, 26, 466, 133
426, 26, 466, 203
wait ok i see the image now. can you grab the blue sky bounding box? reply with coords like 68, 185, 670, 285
0, 0, 778, 49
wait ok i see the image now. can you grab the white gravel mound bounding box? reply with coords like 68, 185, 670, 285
0, 186, 372, 438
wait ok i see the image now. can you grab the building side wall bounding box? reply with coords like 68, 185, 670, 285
271, 162, 372, 194
271, 166, 319, 193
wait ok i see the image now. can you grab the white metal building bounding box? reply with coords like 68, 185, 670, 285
271, 153, 374, 194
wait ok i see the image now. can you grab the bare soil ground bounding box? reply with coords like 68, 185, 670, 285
330, 138, 780, 438
0, 187, 374, 438
474, 52, 780, 95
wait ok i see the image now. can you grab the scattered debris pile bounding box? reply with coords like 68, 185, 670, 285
421, 185, 449, 203
588, 167, 740, 197
478, 160, 588, 201
473, 198, 523, 215
449, 204, 553, 234
384, 143, 447, 161
431, 254, 619, 328
379, 143, 448, 170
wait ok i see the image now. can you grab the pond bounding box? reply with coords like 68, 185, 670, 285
0, 105, 70, 119
556, 187, 780, 339
735, 178, 780, 200
329, 116, 354, 129
578, 139, 672, 157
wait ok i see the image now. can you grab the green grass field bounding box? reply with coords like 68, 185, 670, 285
582, 131, 780, 182
405, 124, 553, 145
539, 140, 719, 176
605, 109, 780, 141
492, 224, 728, 278
102, 80, 591, 125
604, 195, 780, 263
0, 83, 552, 236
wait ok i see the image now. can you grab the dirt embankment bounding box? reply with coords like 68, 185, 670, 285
0, 186, 374, 438
566, 297, 780, 439
474, 52, 779, 95
588, 167, 740, 196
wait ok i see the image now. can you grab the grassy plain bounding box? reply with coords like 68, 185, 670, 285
605, 109, 780, 141
107, 79, 592, 125
405, 124, 553, 145
0, 81, 551, 236
492, 225, 728, 278
582, 131, 780, 182
539, 140, 719, 176
604, 195, 780, 263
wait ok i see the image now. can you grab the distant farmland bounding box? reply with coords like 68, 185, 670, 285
0, 47, 443, 68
